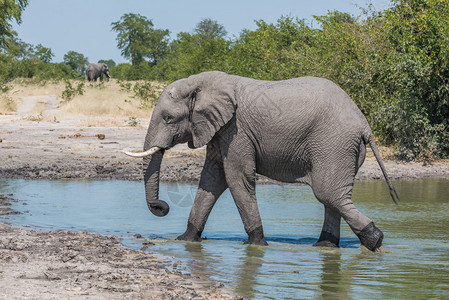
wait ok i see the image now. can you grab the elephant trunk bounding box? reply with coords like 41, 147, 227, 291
143, 149, 170, 217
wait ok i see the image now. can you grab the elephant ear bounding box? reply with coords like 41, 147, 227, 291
189, 73, 236, 148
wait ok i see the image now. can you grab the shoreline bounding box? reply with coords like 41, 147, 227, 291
1, 158, 449, 183
0, 194, 235, 299
0, 224, 233, 299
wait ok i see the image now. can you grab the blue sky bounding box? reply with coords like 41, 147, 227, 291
13, 0, 392, 64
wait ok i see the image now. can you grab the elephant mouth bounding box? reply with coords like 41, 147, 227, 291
168, 133, 181, 148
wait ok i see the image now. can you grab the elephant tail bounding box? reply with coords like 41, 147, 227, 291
363, 132, 400, 205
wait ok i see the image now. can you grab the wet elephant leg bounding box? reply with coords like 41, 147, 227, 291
314, 206, 341, 247
177, 147, 227, 242
224, 147, 267, 246
332, 196, 383, 251
311, 163, 383, 251
227, 180, 267, 246
316, 190, 383, 251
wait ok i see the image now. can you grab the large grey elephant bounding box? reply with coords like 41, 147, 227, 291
86, 63, 110, 82
124, 71, 399, 252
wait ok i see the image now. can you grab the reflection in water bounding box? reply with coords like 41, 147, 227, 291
181, 241, 266, 299
318, 250, 350, 299
184, 242, 206, 273
181, 241, 219, 285
235, 245, 266, 298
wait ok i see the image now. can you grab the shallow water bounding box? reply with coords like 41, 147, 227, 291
1, 178, 448, 299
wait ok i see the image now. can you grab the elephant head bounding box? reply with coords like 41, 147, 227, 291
101, 63, 110, 81
124, 71, 236, 217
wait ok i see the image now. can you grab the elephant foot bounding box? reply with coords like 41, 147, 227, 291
244, 226, 268, 246
313, 231, 340, 248
356, 222, 383, 251
176, 222, 202, 242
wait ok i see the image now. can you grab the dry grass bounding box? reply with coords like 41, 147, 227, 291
60, 79, 156, 118
1, 79, 65, 113
1, 79, 66, 112
0, 78, 165, 119
0, 94, 16, 112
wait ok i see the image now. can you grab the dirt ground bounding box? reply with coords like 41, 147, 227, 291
0, 212, 233, 299
1, 94, 449, 299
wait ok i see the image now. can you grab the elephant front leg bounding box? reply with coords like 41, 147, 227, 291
176, 148, 227, 242
228, 180, 267, 246
225, 157, 268, 246
314, 205, 341, 247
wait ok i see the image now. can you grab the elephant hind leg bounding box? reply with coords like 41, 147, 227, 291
311, 171, 383, 251
313, 205, 341, 247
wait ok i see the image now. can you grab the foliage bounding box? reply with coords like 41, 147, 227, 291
194, 18, 227, 39
60, 79, 85, 102
225, 16, 319, 80
98, 59, 116, 68
110, 62, 154, 80
127, 116, 140, 127
111, 13, 170, 66
152, 19, 231, 81
0, 53, 81, 82
0, 0, 28, 48
63, 50, 88, 74
0, 81, 15, 111
2, 36, 33, 59
369, 0, 449, 160
117, 79, 161, 108
34, 44, 54, 63
132, 81, 162, 108
2, 36, 54, 65
301, 1, 449, 160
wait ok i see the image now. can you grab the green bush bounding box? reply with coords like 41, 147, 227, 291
60, 79, 85, 102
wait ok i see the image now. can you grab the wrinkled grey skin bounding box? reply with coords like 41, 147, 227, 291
139, 71, 399, 251
86, 63, 110, 82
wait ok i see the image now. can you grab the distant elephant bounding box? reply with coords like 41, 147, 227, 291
86, 63, 110, 82
123, 71, 399, 252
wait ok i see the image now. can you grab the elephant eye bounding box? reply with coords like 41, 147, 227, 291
163, 114, 174, 124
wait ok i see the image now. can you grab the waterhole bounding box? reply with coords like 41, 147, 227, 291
1, 179, 448, 299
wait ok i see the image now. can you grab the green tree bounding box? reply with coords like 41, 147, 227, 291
34, 44, 54, 63
227, 16, 318, 80
154, 20, 230, 80
2, 35, 34, 59
194, 18, 227, 39
63, 50, 88, 74
0, 0, 29, 48
111, 13, 169, 66
98, 59, 116, 68
310, 2, 449, 160
370, 0, 449, 159
147, 27, 170, 65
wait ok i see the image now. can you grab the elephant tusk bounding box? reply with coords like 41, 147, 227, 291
122, 146, 161, 158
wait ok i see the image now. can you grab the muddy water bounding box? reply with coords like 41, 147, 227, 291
1, 179, 448, 299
